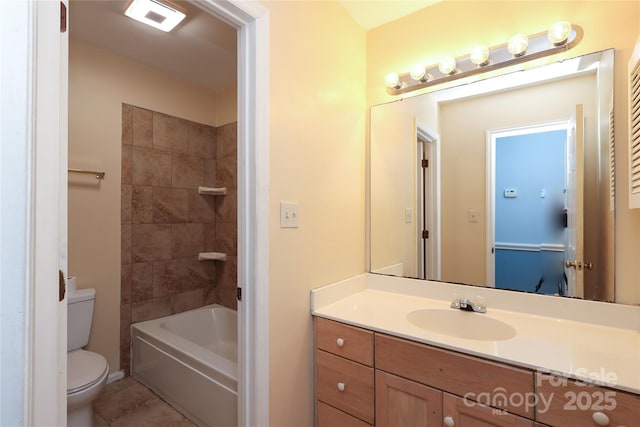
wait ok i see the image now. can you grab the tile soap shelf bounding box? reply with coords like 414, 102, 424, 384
198, 186, 227, 195
198, 252, 227, 262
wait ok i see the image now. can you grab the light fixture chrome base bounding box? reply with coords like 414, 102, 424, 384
386, 24, 583, 96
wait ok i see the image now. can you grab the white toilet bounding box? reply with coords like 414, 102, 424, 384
67, 287, 109, 427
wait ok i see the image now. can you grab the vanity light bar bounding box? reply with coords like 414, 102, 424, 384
385, 22, 583, 96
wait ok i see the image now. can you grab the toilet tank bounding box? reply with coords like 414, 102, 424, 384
67, 288, 96, 352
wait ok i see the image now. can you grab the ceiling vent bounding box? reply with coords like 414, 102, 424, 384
124, 0, 185, 32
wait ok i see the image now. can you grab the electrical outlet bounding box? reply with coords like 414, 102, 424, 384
280, 202, 299, 228
468, 209, 479, 222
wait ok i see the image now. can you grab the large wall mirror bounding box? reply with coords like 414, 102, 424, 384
370, 49, 615, 302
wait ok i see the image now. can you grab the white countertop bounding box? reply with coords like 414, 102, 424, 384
311, 273, 640, 394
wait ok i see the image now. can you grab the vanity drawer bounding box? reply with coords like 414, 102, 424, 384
536, 373, 640, 426
315, 317, 373, 366
375, 333, 535, 419
316, 350, 374, 424
317, 401, 371, 427
443, 393, 534, 426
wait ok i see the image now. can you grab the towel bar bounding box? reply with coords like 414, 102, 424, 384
68, 168, 105, 180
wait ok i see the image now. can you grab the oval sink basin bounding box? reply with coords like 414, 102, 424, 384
406, 309, 517, 341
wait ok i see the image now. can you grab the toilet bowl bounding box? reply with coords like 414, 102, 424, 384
66, 286, 109, 427
67, 350, 109, 427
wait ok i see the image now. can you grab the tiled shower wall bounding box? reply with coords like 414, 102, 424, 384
120, 104, 237, 373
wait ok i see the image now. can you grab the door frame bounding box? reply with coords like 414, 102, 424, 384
26, 0, 270, 425
25, 1, 69, 424
486, 122, 568, 288
416, 125, 440, 280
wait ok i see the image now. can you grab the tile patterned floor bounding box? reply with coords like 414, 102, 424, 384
93, 377, 197, 427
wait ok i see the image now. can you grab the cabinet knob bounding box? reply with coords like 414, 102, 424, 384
336, 338, 344, 347
443, 416, 455, 427
592, 412, 610, 426
337, 382, 345, 392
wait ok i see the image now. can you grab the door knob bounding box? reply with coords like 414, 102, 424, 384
565, 260, 578, 269
566, 260, 589, 270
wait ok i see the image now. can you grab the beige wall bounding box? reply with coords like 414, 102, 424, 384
263, 1, 366, 426
217, 84, 237, 126
368, 0, 640, 304
68, 38, 235, 373
370, 102, 418, 277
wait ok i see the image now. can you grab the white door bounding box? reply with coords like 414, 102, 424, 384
30, 0, 69, 424
565, 104, 585, 298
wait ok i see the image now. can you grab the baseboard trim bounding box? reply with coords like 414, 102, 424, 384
107, 370, 125, 384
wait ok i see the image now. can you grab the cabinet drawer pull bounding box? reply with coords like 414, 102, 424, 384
443, 416, 455, 427
336, 338, 344, 347
337, 382, 345, 392
592, 412, 610, 426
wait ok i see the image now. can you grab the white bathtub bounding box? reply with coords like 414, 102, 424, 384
131, 304, 237, 427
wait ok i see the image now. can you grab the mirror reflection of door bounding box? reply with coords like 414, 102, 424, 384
489, 123, 570, 295
565, 105, 585, 298
417, 126, 439, 281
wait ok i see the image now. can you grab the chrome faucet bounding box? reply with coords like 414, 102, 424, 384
450, 296, 487, 313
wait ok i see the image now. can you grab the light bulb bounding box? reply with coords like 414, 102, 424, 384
410, 64, 426, 81
385, 72, 401, 89
438, 57, 457, 75
508, 34, 528, 57
470, 46, 490, 66
548, 21, 572, 46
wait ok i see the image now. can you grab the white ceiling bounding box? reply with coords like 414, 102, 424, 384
69, 0, 440, 91
69, 0, 237, 91
338, 0, 441, 30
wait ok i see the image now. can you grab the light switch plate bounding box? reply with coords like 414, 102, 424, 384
280, 202, 299, 228
405, 208, 413, 224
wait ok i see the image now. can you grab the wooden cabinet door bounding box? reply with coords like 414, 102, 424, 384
376, 371, 443, 427
536, 373, 640, 426
442, 393, 534, 427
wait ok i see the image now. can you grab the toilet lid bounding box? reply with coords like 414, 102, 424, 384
67, 350, 109, 394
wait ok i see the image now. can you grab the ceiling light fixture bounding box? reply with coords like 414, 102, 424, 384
384, 22, 582, 96
124, 0, 186, 32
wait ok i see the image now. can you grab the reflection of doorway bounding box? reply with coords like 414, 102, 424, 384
417, 126, 439, 280
487, 123, 568, 294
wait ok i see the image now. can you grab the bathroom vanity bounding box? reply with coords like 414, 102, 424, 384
311, 274, 640, 427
